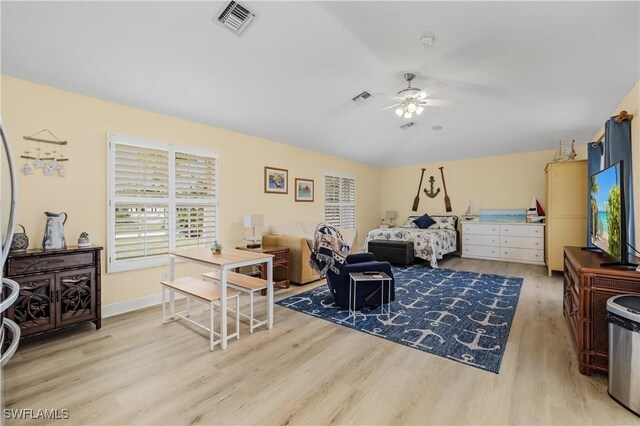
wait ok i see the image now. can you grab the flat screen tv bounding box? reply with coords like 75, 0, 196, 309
589, 161, 628, 264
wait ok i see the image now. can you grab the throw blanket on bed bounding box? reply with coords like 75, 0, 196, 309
309, 224, 351, 277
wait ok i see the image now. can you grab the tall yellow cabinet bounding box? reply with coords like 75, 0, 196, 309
545, 160, 588, 276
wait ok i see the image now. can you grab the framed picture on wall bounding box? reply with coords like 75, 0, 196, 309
264, 166, 288, 194
295, 178, 314, 202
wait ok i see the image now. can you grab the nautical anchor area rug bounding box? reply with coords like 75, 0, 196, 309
277, 266, 524, 373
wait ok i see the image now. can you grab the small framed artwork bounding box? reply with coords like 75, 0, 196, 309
295, 178, 314, 202
264, 166, 288, 194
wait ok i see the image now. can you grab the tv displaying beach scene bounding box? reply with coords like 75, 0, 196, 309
590, 162, 623, 259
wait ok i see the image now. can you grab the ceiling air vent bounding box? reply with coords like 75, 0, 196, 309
400, 122, 416, 129
352, 91, 372, 105
215, 1, 257, 37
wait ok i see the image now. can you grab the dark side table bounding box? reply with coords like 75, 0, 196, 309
235, 246, 290, 294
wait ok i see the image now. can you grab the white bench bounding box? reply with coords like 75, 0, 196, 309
202, 270, 268, 334
161, 277, 241, 351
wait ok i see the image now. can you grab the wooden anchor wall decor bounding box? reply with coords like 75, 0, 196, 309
423, 176, 440, 198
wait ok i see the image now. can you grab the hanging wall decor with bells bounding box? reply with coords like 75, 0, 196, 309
20, 129, 69, 177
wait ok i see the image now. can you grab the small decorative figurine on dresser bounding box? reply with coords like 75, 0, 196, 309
78, 232, 91, 247
42, 211, 68, 250
10, 224, 29, 252
211, 240, 222, 254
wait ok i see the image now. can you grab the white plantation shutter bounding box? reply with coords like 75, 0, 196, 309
324, 174, 356, 229
174, 150, 218, 252
114, 203, 170, 260
108, 135, 218, 273
175, 151, 217, 199
114, 145, 169, 197
175, 205, 217, 251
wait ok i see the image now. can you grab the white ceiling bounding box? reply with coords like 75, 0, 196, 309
1, 1, 638, 167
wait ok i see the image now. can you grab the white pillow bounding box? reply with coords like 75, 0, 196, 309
429, 216, 456, 230
339, 228, 357, 249
400, 216, 419, 228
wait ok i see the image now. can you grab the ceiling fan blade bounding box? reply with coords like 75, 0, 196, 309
418, 81, 449, 98
370, 91, 400, 100
418, 98, 458, 107
379, 103, 401, 111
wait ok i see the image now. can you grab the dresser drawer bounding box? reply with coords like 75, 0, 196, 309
463, 244, 500, 258
501, 247, 544, 263
7, 251, 95, 276
462, 223, 499, 236
501, 236, 543, 250
500, 224, 544, 238
464, 234, 499, 246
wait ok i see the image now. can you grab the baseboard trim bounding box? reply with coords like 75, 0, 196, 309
103, 292, 185, 318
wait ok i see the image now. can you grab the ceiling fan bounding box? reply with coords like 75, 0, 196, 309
383, 73, 455, 119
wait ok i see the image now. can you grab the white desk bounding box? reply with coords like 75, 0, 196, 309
168, 248, 274, 349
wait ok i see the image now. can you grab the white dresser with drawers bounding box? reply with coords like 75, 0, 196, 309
462, 221, 545, 265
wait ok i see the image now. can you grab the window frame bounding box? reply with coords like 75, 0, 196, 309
323, 172, 356, 229
107, 133, 219, 273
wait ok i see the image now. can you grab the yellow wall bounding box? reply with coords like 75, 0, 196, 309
380, 146, 587, 225
0, 76, 381, 305
2, 74, 634, 308
381, 82, 638, 248
594, 81, 639, 245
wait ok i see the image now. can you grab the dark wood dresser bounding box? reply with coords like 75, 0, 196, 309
563, 246, 640, 375
3, 246, 103, 339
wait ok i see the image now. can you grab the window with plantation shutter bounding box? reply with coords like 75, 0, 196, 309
174, 150, 217, 251
324, 174, 356, 229
107, 134, 218, 273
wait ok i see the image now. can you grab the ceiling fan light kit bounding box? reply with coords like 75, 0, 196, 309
387, 72, 451, 120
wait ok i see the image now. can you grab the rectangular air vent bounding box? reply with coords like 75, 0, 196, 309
215, 1, 256, 36
400, 122, 416, 129
352, 91, 372, 105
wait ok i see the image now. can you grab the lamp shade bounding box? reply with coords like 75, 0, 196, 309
243, 214, 264, 228
385, 211, 397, 220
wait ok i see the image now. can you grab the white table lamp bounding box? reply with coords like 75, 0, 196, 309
385, 211, 397, 227
243, 214, 264, 248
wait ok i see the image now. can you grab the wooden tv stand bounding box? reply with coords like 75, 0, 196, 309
563, 246, 640, 375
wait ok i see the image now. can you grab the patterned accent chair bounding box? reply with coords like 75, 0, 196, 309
326, 253, 395, 310
263, 222, 356, 285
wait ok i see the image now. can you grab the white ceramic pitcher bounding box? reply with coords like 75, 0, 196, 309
42, 211, 68, 250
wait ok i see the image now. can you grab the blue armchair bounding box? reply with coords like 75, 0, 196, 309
326, 252, 395, 310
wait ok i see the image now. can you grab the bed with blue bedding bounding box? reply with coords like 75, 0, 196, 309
364, 215, 458, 268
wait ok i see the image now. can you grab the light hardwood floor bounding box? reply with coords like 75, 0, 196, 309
3, 257, 639, 425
